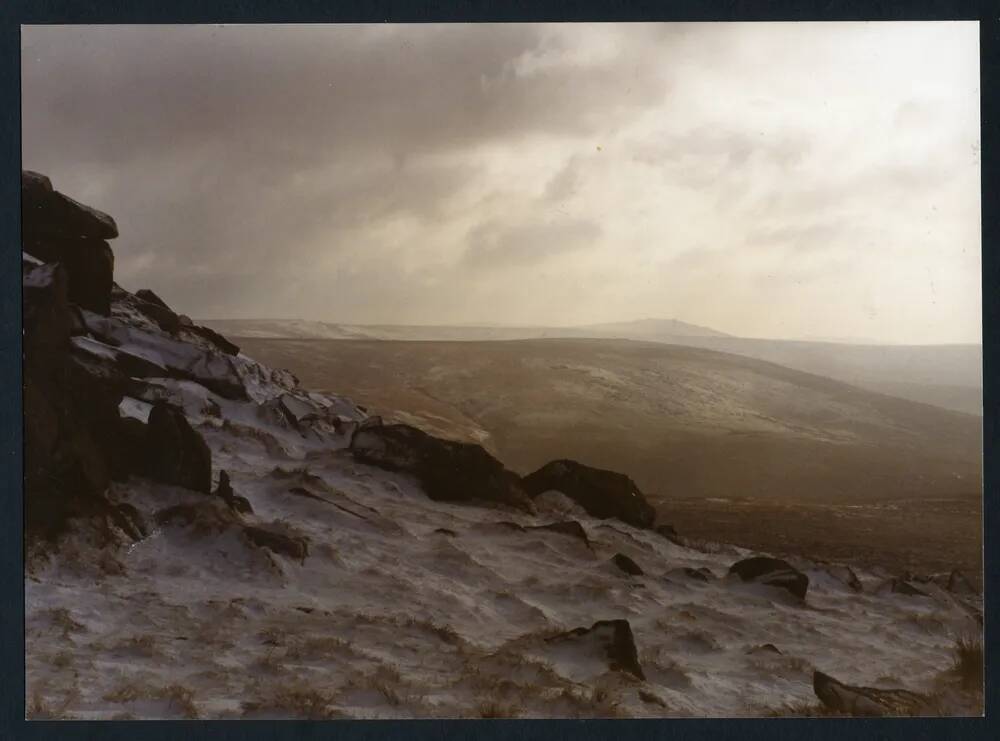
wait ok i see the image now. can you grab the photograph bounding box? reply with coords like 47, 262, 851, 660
21, 21, 983, 719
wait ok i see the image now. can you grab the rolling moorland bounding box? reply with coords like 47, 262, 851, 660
230, 336, 983, 579
205, 318, 982, 415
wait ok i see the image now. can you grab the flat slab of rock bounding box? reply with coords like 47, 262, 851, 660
521, 459, 655, 529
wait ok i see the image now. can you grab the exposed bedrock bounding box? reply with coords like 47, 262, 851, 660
521, 459, 656, 529
350, 422, 532, 511
728, 556, 809, 600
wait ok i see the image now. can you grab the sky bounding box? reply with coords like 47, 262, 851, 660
21, 22, 981, 343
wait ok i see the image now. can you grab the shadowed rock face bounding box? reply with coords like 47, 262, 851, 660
813, 670, 928, 716
23, 257, 123, 538
547, 619, 645, 680
146, 401, 213, 494
350, 423, 531, 511
729, 556, 809, 600
521, 459, 655, 529
22, 170, 118, 315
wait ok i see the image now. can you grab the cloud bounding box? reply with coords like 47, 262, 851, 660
20, 22, 981, 343
462, 217, 602, 270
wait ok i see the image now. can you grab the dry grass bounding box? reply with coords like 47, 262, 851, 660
284, 635, 352, 661
26, 687, 80, 720
250, 649, 288, 675
115, 634, 160, 658
46, 608, 84, 638
477, 700, 519, 718
951, 635, 983, 691
761, 701, 848, 717
102, 683, 199, 719
242, 685, 346, 719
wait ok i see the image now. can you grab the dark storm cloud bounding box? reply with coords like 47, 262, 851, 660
21, 24, 670, 314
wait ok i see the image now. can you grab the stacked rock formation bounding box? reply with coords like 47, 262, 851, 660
21, 171, 217, 540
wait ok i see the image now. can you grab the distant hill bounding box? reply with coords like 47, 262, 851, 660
203, 318, 982, 415
200, 317, 728, 342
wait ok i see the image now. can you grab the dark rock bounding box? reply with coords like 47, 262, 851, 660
355, 415, 383, 433
946, 569, 978, 595
229, 495, 254, 515
108, 502, 148, 541
747, 643, 782, 655
729, 556, 809, 600
215, 470, 234, 498
243, 525, 309, 562
655, 524, 678, 538
135, 289, 171, 310
183, 323, 240, 356
547, 619, 645, 680
813, 670, 928, 716
112, 416, 150, 481
23, 235, 114, 315
22, 170, 118, 241
22, 170, 53, 200
134, 297, 181, 334
521, 459, 655, 529
145, 401, 212, 493
528, 520, 590, 547
23, 262, 72, 386
889, 578, 929, 597
612, 553, 644, 576
214, 470, 254, 514
178, 314, 194, 326
350, 423, 531, 510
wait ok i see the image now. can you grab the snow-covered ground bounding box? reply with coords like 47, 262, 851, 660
25, 291, 982, 719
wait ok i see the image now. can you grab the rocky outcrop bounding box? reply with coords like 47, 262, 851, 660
350, 423, 531, 511
520, 459, 655, 529
545, 619, 645, 680
145, 401, 212, 494
729, 556, 809, 600
813, 670, 928, 716
22, 171, 118, 315
23, 258, 121, 538
22, 170, 118, 240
